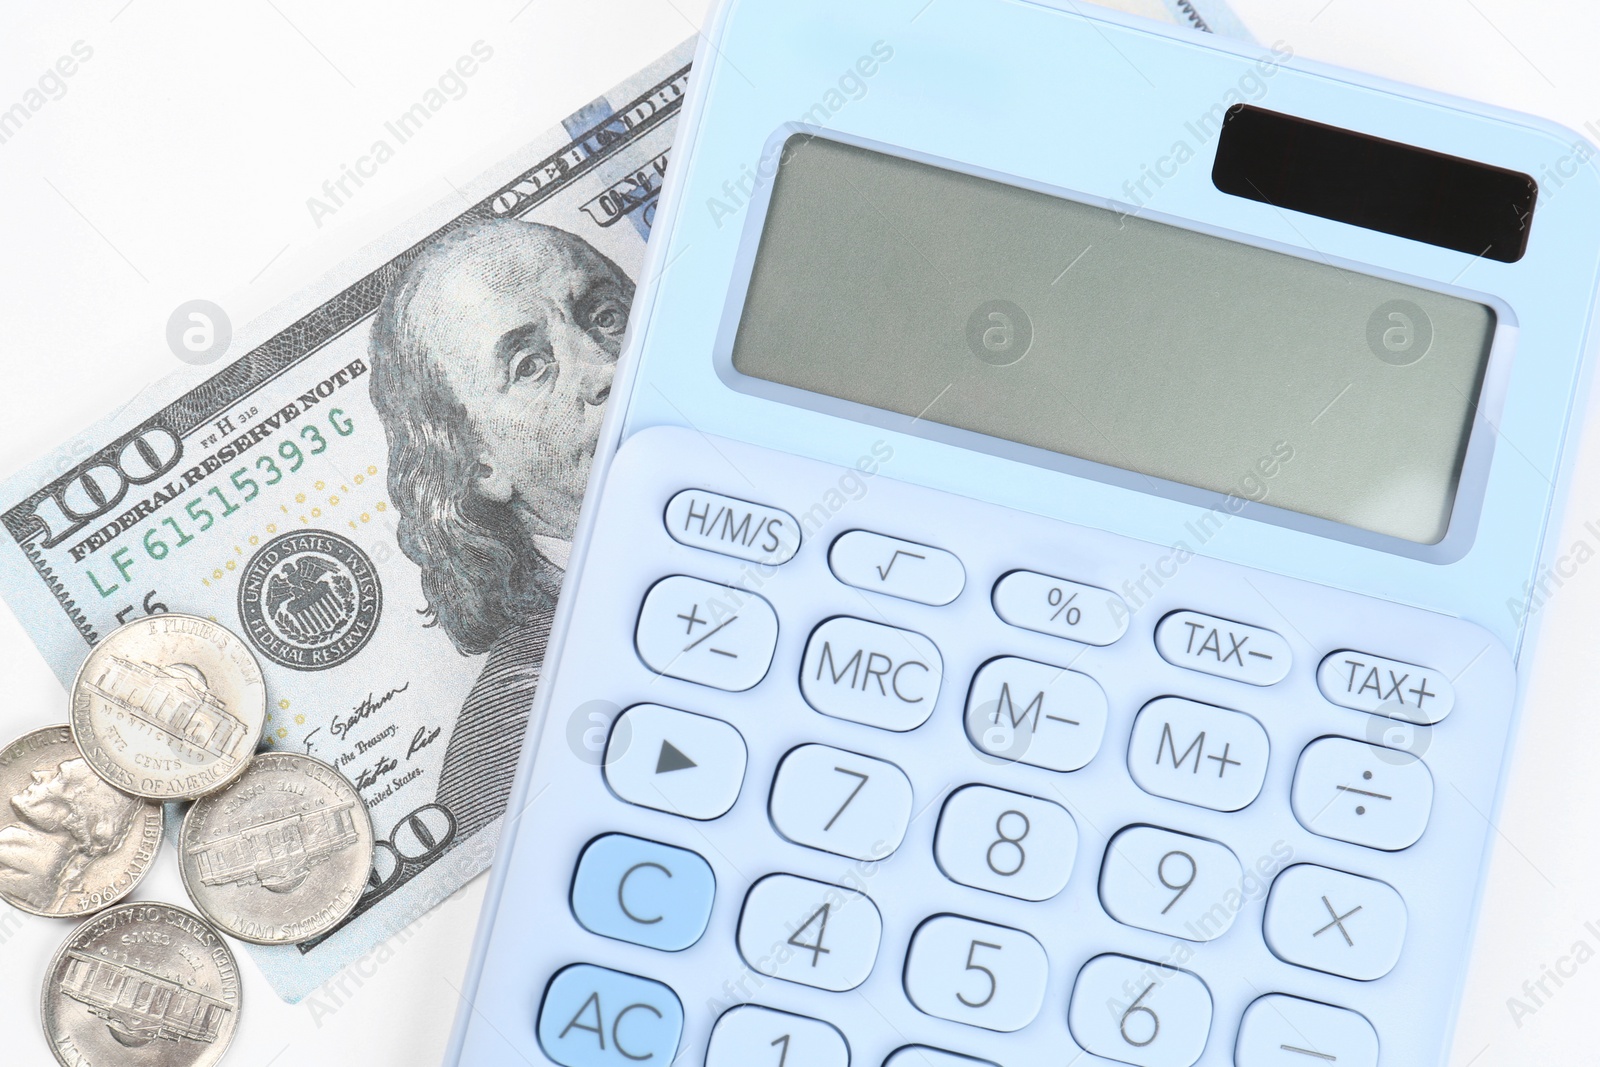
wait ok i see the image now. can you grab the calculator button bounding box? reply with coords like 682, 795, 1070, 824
706, 1006, 849, 1067
537, 963, 683, 1067
1099, 826, 1244, 941
934, 785, 1076, 901
1068, 954, 1212, 1067
1263, 864, 1406, 981
903, 914, 1049, 1032
1127, 698, 1269, 812
1291, 736, 1433, 850
604, 704, 746, 820
1154, 611, 1290, 686
770, 744, 914, 860
991, 570, 1129, 646
664, 489, 801, 565
964, 656, 1108, 772
883, 1048, 999, 1067
636, 575, 779, 691
570, 834, 715, 951
737, 874, 882, 991
1317, 649, 1454, 724
801, 617, 942, 731
828, 530, 965, 605
1235, 994, 1378, 1067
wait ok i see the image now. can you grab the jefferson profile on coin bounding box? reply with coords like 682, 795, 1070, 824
0, 756, 142, 914
369, 216, 630, 841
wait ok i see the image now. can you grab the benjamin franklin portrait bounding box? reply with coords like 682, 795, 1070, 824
368, 216, 630, 841
0, 757, 143, 914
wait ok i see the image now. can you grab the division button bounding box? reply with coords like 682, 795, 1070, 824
603, 704, 746, 820
1154, 610, 1290, 686
828, 530, 965, 605
1291, 736, 1433, 850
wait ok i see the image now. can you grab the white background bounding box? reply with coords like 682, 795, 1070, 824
0, 1, 1598, 1064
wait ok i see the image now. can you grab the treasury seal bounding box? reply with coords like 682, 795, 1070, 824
237, 529, 381, 671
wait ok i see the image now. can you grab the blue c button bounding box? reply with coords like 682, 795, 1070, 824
571, 834, 715, 951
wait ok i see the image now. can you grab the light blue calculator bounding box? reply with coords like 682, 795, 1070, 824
447, 1, 1600, 1064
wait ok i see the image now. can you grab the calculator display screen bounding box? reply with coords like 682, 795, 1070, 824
729, 137, 1497, 545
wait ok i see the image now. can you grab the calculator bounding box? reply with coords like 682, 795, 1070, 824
446, 1, 1600, 1065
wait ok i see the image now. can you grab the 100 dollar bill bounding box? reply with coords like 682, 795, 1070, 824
0, 40, 693, 1002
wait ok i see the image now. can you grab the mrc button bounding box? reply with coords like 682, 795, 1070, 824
800, 617, 942, 731
664, 489, 800, 565
1155, 610, 1290, 686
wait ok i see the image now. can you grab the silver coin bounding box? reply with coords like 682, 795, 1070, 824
178, 752, 373, 944
40, 901, 241, 1067
0, 725, 164, 917
70, 614, 267, 801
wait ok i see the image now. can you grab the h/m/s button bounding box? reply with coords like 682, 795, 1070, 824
664, 489, 800, 565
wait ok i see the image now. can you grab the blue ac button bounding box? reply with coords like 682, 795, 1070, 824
537, 964, 684, 1067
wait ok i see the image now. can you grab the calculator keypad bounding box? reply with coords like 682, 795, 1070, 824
963, 656, 1107, 771
769, 744, 913, 860
800, 616, 943, 730
737, 874, 883, 991
1262, 865, 1407, 980
1291, 736, 1434, 850
903, 915, 1049, 1032
933, 785, 1076, 901
468, 432, 1518, 1067
1068, 954, 1213, 1067
1127, 697, 1270, 811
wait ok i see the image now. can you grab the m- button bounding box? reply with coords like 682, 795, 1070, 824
1155, 610, 1290, 686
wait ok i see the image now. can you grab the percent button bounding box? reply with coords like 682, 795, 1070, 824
992, 571, 1128, 647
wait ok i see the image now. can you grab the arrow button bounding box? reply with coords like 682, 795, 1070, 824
656, 740, 698, 775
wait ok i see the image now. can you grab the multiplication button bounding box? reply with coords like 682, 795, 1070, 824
635, 575, 778, 691
1155, 610, 1290, 685
1263, 865, 1406, 981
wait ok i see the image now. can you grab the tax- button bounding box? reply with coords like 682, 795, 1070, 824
1127, 697, 1269, 812
1235, 994, 1378, 1067
537, 964, 683, 1067
635, 575, 778, 691
604, 704, 746, 820
1155, 611, 1290, 685
1317, 649, 1454, 724
571, 835, 715, 951
1264, 865, 1406, 981
801, 617, 942, 731
1291, 737, 1433, 850
828, 530, 965, 605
